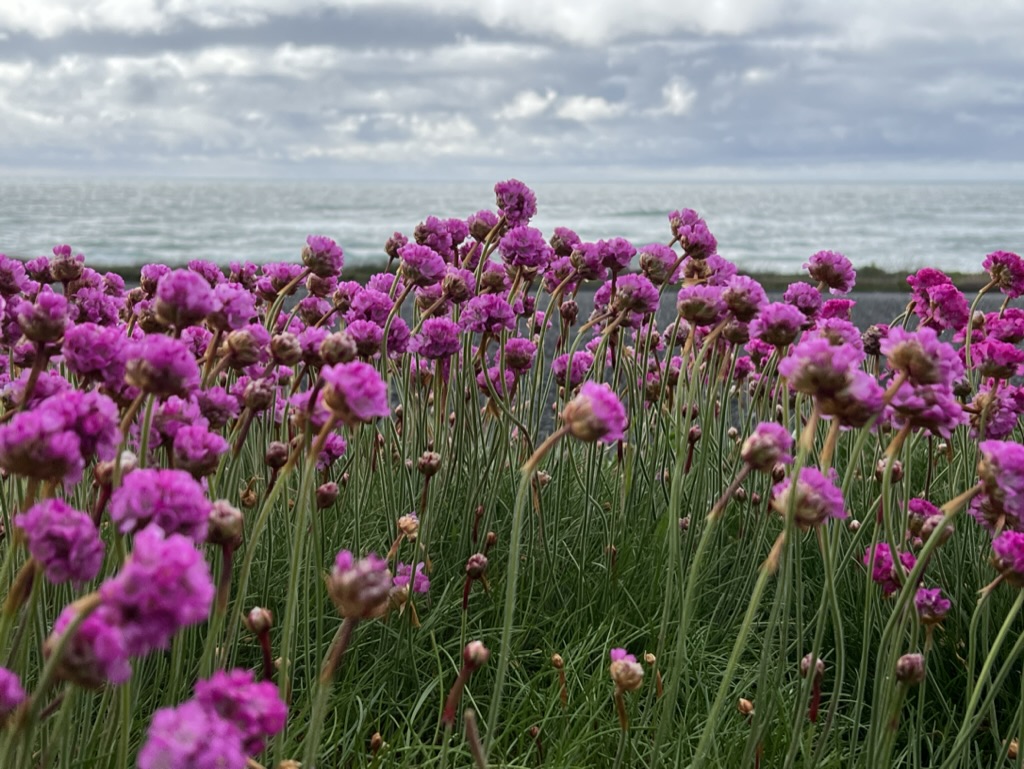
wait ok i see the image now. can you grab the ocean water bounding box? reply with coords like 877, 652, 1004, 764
1, 178, 1021, 274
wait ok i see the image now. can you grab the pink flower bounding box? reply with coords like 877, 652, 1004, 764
561, 382, 627, 443
321, 361, 390, 425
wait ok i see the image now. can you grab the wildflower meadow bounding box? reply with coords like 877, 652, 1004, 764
1, 179, 1024, 768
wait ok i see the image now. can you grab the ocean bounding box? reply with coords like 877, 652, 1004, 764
1, 178, 1021, 275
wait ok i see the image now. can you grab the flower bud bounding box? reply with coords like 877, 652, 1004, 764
463, 641, 490, 670
465, 553, 488, 579
94, 451, 138, 488
738, 698, 754, 716
271, 332, 302, 366
207, 500, 244, 545
800, 653, 825, 680
317, 482, 340, 509
265, 441, 289, 469
688, 425, 702, 445
771, 463, 787, 483
875, 459, 903, 483
370, 732, 384, 755
920, 515, 952, 545
244, 379, 275, 412
609, 651, 643, 693
848, 519, 861, 532
551, 654, 564, 669
417, 451, 441, 478
727, 427, 739, 442
679, 516, 690, 531
240, 486, 258, 508
226, 328, 265, 368
560, 300, 579, 325
320, 332, 357, 365
895, 653, 925, 685
245, 606, 273, 636
733, 486, 747, 503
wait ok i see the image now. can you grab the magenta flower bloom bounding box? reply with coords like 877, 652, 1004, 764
317, 432, 348, 471
62, 322, 126, 385
499, 226, 553, 271
597, 238, 637, 273
442, 266, 476, 303
0, 668, 25, 716
983, 250, 1024, 298
346, 288, 395, 327
608, 647, 644, 692
638, 243, 681, 285
0, 254, 28, 296
15, 499, 103, 585
347, 319, 384, 358
173, 425, 229, 478
302, 234, 345, 278
915, 587, 951, 625
609, 648, 637, 664
915, 282, 969, 332
562, 381, 627, 443
125, 334, 201, 398
974, 339, 1024, 380
393, 562, 431, 594
741, 422, 794, 472
208, 282, 257, 332
676, 284, 726, 326
772, 467, 846, 529
805, 250, 856, 295
138, 701, 245, 769
723, 275, 768, 323
783, 282, 823, 322
109, 468, 211, 542
881, 327, 963, 387
100, 524, 214, 656
751, 302, 805, 348
328, 550, 392, 619
889, 382, 967, 438
778, 337, 863, 398
504, 337, 538, 373
552, 351, 594, 388
197, 387, 241, 430
460, 294, 516, 334
42, 389, 121, 462
820, 298, 855, 321
399, 242, 447, 287
411, 317, 461, 360
194, 669, 287, 754
613, 274, 660, 316
155, 269, 215, 328
978, 440, 1024, 526
987, 308, 1024, 343
821, 369, 886, 428
495, 179, 537, 227
414, 217, 453, 260
186, 259, 224, 286
17, 285, 70, 342
993, 530, 1024, 585
321, 361, 390, 425
864, 543, 916, 596
669, 210, 716, 260
46, 605, 131, 688
476, 365, 515, 397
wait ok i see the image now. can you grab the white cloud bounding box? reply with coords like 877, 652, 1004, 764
556, 95, 626, 121
655, 77, 697, 116
495, 89, 557, 120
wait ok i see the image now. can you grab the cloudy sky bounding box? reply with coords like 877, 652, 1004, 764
1, 0, 1023, 179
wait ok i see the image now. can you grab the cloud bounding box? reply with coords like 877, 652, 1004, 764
556, 95, 626, 121
495, 89, 558, 120
654, 77, 697, 115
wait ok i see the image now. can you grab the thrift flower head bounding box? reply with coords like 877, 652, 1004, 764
414, 216, 453, 260
17, 286, 70, 342
173, 425, 229, 478
504, 337, 538, 373
494, 179, 537, 227
751, 303, 805, 347
137, 701, 245, 769
993, 530, 1024, 585
598, 237, 637, 273
613, 274, 660, 316
977, 440, 1024, 526
347, 319, 384, 358
863, 543, 916, 596
100, 524, 214, 656
328, 550, 392, 619
804, 250, 856, 294
639, 243, 681, 285
460, 294, 516, 334
741, 422, 794, 472
46, 604, 131, 688
499, 225, 552, 270
15, 499, 104, 585
302, 234, 344, 278
208, 282, 257, 332
784, 282, 824, 321
155, 269, 214, 328
411, 317, 461, 360
0, 668, 25, 716
62, 322, 126, 385
109, 468, 211, 541
915, 282, 969, 332
609, 648, 644, 692
974, 339, 1024, 380
778, 337, 862, 398
393, 563, 431, 594
723, 275, 768, 322
676, 284, 725, 326
772, 467, 846, 529
194, 669, 288, 754
983, 250, 1024, 298
561, 381, 627, 443
889, 382, 967, 438
881, 326, 963, 387
322, 361, 390, 425
915, 587, 951, 625
399, 242, 447, 287
125, 334, 201, 398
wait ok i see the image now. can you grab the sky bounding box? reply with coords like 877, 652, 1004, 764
1, 0, 1023, 180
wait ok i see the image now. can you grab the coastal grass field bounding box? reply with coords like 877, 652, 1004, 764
0, 182, 1023, 769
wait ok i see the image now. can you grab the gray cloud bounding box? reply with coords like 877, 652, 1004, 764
0, 1, 1022, 178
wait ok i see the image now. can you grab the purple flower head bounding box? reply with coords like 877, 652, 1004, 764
670, 211, 717, 260
741, 422, 794, 472
570, 242, 607, 282
125, 334, 201, 398
194, 669, 287, 754
110, 468, 211, 542
977, 440, 1024, 527
393, 562, 430, 594
974, 339, 1024, 380
813, 318, 863, 351
476, 365, 515, 397
261, 262, 305, 295
676, 284, 726, 327
328, 550, 392, 619
411, 317, 461, 360
0, 255, 28, 297
552, 351, 594, 388
504, 337, 538, 373
197, 387, 240, 430
684, 253, 736, 286
100, 524, 214, 656
414, 216, 454, 261
638, 243, 681, 285
882, 326, 963, 387
317, 432, 348, 471
987, 308, 1024, 343
137, 701, 245, 769
609, 648, 637, 664
46, 605, 131, 688
173, 425, 229, 478
915, 282, 969, 332
302, 234, 344, 278
63, 322, 126, 386
608, 648, 644, 691
550, 226, 582, 256
969, 385, 1020, 440
139, 264, 171, 295
783, 282, 823, 322
889, 382, 967, 438
820, 298, 855, 321
467, 209, 501, 241
907, 267, 952, 297
562, 381, 627, 443
751, 302, 806, 348
185, 259, 224, 287
495, 179, 537, 227
18, 285, 70, 342
460, 294, 516, 334
399, 242, 447, 287
778, 337, 863, 398
347, 319, 384, 358
613, 274, 660, 316
442, 266, 476, 303
49, 244, 85, 283
25, 256, 53, 283
864, 543, 916, 596
723, 275, 768, 323
321, 361, 390, 425
0, 668, 26, 716
983, 250, 1024, 298
596, 237, 636, 273
804, 250, 856, 294
208, 282, 256, 332
0, 407, 83, 484
915, 587, 951, 625
820, 369, 886, 428
71, 286, 119, 326
772, 467, 846, 529
150, 395, 206, 446
14, 499, 103, 585
993, 530, 1024, 584
499, 225, 553, 271
346, 288, 394, 326
155, 269, 215, 329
